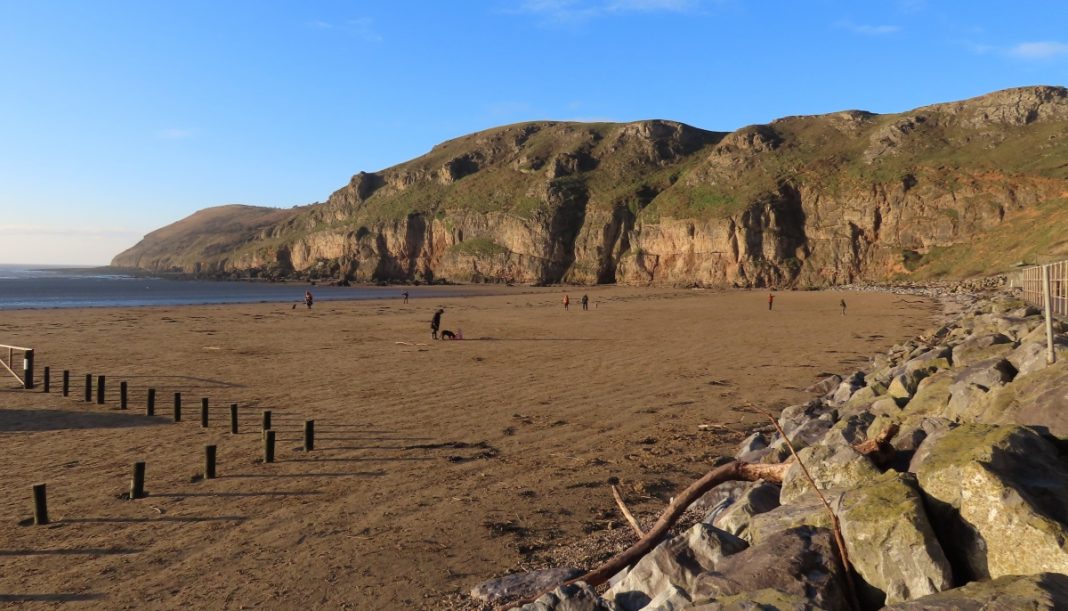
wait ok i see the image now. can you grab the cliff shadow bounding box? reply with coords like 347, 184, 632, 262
0, 408, 168, 432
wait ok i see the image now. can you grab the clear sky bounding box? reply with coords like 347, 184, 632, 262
1, 1, 1066, 265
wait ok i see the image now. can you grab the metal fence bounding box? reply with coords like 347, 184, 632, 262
1009, 261, 1068, 318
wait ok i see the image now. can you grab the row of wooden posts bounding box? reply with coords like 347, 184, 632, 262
27, 365, 316, 526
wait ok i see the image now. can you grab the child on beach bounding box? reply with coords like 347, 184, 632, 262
563, 294, 570, 311
305, 291, 314, 309
768, 293, 774, 311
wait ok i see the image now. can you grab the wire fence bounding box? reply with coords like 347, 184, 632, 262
1009, 261, 1068, 318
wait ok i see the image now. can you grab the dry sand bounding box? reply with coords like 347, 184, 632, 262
0, 287, 937, 609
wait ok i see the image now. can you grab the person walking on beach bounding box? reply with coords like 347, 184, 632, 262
581, 294, 589, 311
563, 294, 570, 311
431, 308, 444, 340
767, 293, 774, 311
305, 290, 314, 309
840, 298, 847, 316
402, 291, 409, 304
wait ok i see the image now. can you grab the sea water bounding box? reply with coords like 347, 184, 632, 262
0, 265, 433, 310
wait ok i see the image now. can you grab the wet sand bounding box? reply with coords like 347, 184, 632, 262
0, 287, 937, 609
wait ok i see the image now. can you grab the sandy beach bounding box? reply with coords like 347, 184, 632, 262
0, 287, 938, 609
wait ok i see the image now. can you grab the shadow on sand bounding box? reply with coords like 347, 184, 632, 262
0, 408, 167, 432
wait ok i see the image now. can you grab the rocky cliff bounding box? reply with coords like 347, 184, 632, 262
112, 86, 1068, 287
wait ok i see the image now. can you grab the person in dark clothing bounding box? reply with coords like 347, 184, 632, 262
431, 308, 444, 340
305, 291, 314, 309
581, 294, 589, 311
402, 291, 409, 304
840, 298, 847, 316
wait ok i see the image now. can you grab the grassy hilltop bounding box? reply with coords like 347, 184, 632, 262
113, 86, 1068, 286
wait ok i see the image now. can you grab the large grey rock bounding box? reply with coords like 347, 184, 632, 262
512, 582, 616, 611
950, 357, 1017, 389
805, 374, 841, 396
708, 481, 781, 540
474, 567, 585, 603
830, 372, 865, 403
779, 436, 880, 505
1006, 336, 1068, 378
950, 333, 1013, 367
911, 424, 1068, 580
604, 523, 747, 611
833, 472, 953, 606
883, 572, 1068, 610
980, 359, 1068, 440
690, 480, 752, 515
734, 431, 769, 457
765, 416, 834, 461
686, 527, 849, 611
777, 400, 834, 436
754, 472, 953, 607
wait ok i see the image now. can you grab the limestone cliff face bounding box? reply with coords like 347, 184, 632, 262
113, 86, 1068, 286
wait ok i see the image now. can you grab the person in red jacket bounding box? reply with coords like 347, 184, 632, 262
768, 293, 774, 311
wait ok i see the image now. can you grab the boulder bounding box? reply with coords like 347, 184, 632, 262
950, 333, 1014, 367
830, 372, 866, 403
832, 472, 953, 606
805, 374, 842, 396
778, 400, 835, 436
686, 527, 849, 611
604, 523, 747, 610
779, 437, 880, 505
708, 481, 781, 540
734, 432, 769, 457
950, 357, 1017, 389
754, 472, 953, 607
473, 568, 586, 603
900, 371, 953, 420
1006, 336, 1068, 378
910, 424, 1068, 581
690, 480, 752, 515
511, 582, 616, 611
980, 359, 1068, 440
883, 572, 1068, 610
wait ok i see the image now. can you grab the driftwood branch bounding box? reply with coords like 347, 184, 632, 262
610, 484, 645, 538
851, 423, 900, 467
505, 460, 790, 609
503, 413, 901, 610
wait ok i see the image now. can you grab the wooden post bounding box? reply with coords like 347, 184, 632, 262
262, 410, 272, 431
84, 373, 92, 402
1043, 264, 1057, 365
32, 483, 48, 525
96, 374, 106, 405
120, 381, 128, 410
304, 420, 315, 452
263, 430, 276, 463
147, 388, 156, 416
62, 370, 70, 396
204, 445, 217, 479
43, 367, 50, 393
173, 392, 182, 422
131, 462, 146, 499
229, 404, 238, 434
22, 349, 34, 389
200, 398, 209, 428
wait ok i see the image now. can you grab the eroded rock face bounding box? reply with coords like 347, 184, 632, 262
113, 87, 1068, 288
910, 424, 1068, 581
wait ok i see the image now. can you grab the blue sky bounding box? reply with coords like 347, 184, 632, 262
1, 0, 1066, 265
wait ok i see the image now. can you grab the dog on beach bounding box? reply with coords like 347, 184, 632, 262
440, 330, 456, 340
